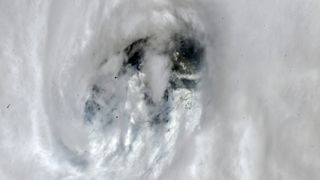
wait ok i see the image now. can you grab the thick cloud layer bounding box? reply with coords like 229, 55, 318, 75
0, 0, 320, 180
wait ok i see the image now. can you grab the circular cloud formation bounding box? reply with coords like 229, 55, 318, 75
33, 1, 206, 179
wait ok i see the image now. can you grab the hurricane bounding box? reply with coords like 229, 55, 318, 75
1, 0, 320, 180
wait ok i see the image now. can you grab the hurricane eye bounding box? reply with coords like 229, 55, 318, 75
171, 35, 204, 75
84, 33, 205, 123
